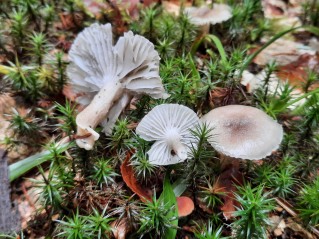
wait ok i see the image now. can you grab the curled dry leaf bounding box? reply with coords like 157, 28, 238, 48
120, 152, 152, 202
176, 196, 194, 217
218, 164, 243, 220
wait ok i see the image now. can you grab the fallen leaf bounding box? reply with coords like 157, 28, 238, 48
82, 0, 108, 19
58, 12, 83, 30
277, 54, 319, 88
286, 218, 316, 239
120, 152, 152, 202
252, 39, 315, 66
262, 0, 304, 24
111, 218, 129, 239
176, 196, 194, 217
217, 161, 243, 220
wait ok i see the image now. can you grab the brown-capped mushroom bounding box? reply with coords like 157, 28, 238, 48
67, 23, 168, 150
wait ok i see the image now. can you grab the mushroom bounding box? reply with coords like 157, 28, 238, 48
67, 23, 169, 150
184, 4, 232, 34
176, 196, 195, 217
201, 105, 283, 162
136, 104, 200, 165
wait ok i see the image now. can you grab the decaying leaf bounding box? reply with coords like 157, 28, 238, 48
120, 152, 152, 202
252, 38, 316, 66
261, 0, 304, 26
277, 53, 319, 88
285, 218, 316, 239
218, 164, 243, 220
111, 218, 129, 239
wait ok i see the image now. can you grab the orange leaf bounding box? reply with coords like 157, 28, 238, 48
120, 152, 152, 202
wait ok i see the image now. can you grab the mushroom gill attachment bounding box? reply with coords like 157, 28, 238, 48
136, 104, 200, 165
67, 23, 168, 150
201, 105, 283, 160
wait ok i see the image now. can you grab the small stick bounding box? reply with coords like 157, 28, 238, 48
275, 197, 319, 238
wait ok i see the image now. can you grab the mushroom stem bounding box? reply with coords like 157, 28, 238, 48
172, 140, 188, 161
219, 154, 239, 171
166, 129, 188, 161
75, 80, 124, 150
101, 93, 133, 135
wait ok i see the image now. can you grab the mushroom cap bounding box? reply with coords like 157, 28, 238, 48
201, 105, 283, 160
136, 104, 200, 165
184, 4, 232, 26
67, 23, 168, 105
177, 196, 195, 217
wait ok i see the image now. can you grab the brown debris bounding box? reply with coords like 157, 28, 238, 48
120, 152, 152, 202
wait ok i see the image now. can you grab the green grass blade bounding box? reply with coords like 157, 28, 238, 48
9, 143, 70, 181
205, 34, 228, 64
160, 175, 178, 239
172, 178, 187, 197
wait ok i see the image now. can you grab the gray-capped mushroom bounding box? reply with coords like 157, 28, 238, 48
136, 104, 200, 165
201, 105, 283, 160
184, 4, 232, 34
67, 23, 169, 150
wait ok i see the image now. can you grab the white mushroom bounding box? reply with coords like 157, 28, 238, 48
201, 105, 283, 160
67, 23, 169, 150
184, 4, 232, 26
136, 104, 200, 165
184, 4, 232, 36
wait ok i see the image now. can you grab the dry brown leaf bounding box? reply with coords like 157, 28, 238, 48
252, 39, 315, 66
277, 53, 319, 88
82, 0, 108, 19
218, 162, 243, 220
120, 152, 152, 202
58, 12, 83, 30
286, 218, 316, 239
111, 218, 129, 239
262, 0, 305, 19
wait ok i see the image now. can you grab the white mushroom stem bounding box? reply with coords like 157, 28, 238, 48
166, 129, 188, 160
75, 81, 123, 150
101, 93, 133, 135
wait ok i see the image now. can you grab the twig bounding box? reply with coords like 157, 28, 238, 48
275, 197, 319, 238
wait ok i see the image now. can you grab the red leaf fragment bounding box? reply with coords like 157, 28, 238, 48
120, 152, 152, 202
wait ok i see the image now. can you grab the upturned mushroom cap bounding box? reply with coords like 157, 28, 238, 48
67, 23, 169, 149
201, 105, 283, 160
136, 104, 200, 165
184, 4, 232, 26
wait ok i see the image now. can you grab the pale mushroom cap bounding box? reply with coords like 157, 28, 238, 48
201, 105, 283, 160
66, 23, 169, 149
184, 4, 232, 26
67, 23, 168, 105
136, 104, 200, 165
